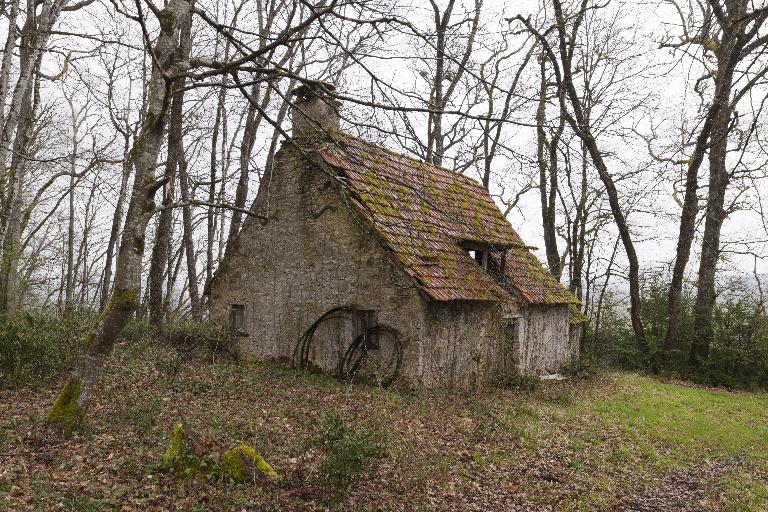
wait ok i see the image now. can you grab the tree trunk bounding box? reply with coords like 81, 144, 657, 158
65, 115, 79, 308
147, 189, 174, 325
568, 140, 589, 300
663, 0, 749, 352
178, 154, 202, 320
548, 0, 649, 354
536, 54, 563, 280
206, 67, 226, 295
0, 0, 21, 197
147, 125, 179, 325
224, 82, 270, 256
46, 0, 192, 432
0, 0, 64, 228
690, 99, 733, 365
0, 141, 28, 311
663, 69, 737, 352
0, 52, 38, 311
100, 137, 132, 310
167, 9, 200, 321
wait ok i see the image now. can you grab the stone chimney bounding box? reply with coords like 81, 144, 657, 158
290, 82, 341, 139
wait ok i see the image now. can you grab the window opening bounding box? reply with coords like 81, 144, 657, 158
229, 304, 246, 334
463, 243, 507, 277
467, 249, 488, 269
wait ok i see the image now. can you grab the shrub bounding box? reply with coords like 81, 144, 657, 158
309, 411, 386, 491
561, 357, 599, 380
496, 366, 540, 391
0, 309, 92, 388
159, 320, 239, 361
582, 273, 768, 391
119, 319, 156, 344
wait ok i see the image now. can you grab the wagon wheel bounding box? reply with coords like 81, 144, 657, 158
339, 325, 402, 388
292, 306, 355, 370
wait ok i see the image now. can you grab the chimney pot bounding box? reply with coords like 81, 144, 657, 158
290, 81, 341, 138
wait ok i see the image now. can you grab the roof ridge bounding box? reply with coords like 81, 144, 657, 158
332, 132, 482, 187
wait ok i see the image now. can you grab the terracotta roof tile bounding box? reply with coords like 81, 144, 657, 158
319, 135, 578, 305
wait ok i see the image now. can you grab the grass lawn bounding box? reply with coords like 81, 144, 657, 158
1, 338, 766, 511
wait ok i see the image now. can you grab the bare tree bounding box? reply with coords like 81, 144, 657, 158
46, 0, 196, 429
536, 51, 566, 279
513, 0, 651, 355
651, 0, 768, 357
46, 0, 340, 430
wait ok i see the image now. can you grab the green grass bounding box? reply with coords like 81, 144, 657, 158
592, 374, 768, 457
717, 471, 768, 512
545, 374, 768, 511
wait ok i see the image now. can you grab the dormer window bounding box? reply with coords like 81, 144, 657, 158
462, 241, 507, 277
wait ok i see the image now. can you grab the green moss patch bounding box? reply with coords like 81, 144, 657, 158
161, 423, 278, 483
218, 443, 279, 482
161, 423, 204, 477
45, 376, 82, 434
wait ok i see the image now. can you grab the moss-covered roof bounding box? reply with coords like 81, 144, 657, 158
320, 135, 578, 305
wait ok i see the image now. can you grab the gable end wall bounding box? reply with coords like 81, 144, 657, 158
210, 144, 432, 384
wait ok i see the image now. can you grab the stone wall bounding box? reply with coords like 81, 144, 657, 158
516, 304, 576, 374
421, 301, 510, 388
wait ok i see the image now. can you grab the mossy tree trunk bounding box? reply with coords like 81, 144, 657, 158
47, 0, 192, 432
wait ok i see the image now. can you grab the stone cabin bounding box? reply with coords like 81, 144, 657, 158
206, 83, 583, 389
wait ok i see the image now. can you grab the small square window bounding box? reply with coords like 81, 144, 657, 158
229, 304, 247, 335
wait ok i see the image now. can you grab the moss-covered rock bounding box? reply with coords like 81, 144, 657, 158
161, 423, 203, 476
46, 376, 82, 434
218, 443, 279, 482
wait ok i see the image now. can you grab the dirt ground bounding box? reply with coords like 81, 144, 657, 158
2, 339, 766, 511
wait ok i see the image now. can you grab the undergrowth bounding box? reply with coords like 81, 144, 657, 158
308, 410, 387, 492
0, 308, 92, 388
583, 273, 768, 391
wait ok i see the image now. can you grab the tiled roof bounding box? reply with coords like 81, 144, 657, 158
319, 135, 578, 305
